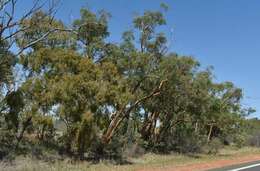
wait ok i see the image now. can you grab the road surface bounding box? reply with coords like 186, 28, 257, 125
208, 161, 260, 171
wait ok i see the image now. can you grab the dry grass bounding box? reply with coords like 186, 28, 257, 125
1, 147, 260, 171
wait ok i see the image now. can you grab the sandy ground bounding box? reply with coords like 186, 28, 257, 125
139, 154, 260, 171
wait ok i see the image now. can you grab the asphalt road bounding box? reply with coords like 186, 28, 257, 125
208, 161, 260, 171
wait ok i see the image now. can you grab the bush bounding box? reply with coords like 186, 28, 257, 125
166, 124, 208, 154
247, 132, 260, 147
203, 138, 223, 155
0, 130, 15, 160
175, 134, 207, 153
124, 143, 145, 158
88, 136, 125, 163
233, 134, 246, 148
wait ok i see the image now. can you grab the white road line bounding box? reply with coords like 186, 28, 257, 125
228, 163, 260, 171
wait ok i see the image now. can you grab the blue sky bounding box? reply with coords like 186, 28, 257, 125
20, 0, 260, 117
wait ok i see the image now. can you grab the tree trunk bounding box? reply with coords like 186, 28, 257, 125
40, 124, 47, 140
102, 80, 167, 144
15, 116, 32, 150
140, 112, 159, 141
207, 124, 213, 143
195, 121, 199, 133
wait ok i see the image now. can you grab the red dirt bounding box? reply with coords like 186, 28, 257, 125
138, 154, 260, 171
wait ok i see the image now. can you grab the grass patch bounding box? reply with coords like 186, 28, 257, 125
1, 147, 260, 171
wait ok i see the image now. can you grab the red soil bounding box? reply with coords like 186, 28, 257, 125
138, 154, 260, 171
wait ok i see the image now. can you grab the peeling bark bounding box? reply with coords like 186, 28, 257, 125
140, 112, 159, 140
207, 124, 213, 143
102, 80, 167, 144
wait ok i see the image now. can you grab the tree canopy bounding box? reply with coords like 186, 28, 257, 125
0, 1, 255, 161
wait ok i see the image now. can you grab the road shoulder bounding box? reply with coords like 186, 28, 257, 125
139, 154, 260, 171
208, 160, 260, 171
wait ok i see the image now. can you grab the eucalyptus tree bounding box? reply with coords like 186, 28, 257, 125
0, 2, 253, 160
0, 0, 66, 158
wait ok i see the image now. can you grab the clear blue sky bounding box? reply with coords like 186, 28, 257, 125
20, 0, 260, 117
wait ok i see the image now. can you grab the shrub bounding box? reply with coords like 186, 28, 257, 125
175, 134, 207, 153
0, 130, 15, 160
203, 138, 223, 155
247, 132, 260, 147
88, 136, 125, 163
163, 124, 208, 154
233, 134, 246, 148
124, 143, 145, 158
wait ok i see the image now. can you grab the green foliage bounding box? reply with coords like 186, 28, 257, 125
0, 40, 15, 86
203, 138, 224, 155
243, 118, 260, 147
73, 8, 110, 58
0, 130, 16, 159
0, 2, 254, 163
76, 112, 96, 159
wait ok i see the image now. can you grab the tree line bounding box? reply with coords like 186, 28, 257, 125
0, 0, 256, 161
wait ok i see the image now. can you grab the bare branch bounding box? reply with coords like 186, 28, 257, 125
0, 0, 11, 11
0, 0, 68, 56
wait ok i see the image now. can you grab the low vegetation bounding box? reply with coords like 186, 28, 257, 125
2, 147, 260, 171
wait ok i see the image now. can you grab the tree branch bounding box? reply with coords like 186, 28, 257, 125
102, 79, 167, 144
